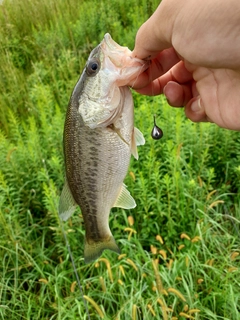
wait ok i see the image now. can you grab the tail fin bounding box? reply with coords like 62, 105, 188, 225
84, 236, 120, 264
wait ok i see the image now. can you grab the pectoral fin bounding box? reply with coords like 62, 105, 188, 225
113, 184, 136, 209
131, 127, 145, 160
58, 180, 77, 221
134, 127, 145, 146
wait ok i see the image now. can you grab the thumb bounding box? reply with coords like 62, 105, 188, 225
185, 97, 210, 123
132, 2, 175, 59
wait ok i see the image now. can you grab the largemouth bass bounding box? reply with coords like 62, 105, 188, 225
59, 33, 147, 264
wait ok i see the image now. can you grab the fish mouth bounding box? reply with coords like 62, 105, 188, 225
87, 34, 117, 62
101, 33, 134, 67
88, 33, 149, 75
87, 34, 121, 68
103, 33, 123, 53
100, 33, 149, 85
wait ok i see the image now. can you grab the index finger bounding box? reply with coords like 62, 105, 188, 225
130, 48, 180, 89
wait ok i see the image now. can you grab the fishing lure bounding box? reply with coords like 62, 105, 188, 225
151, 115, 163, 140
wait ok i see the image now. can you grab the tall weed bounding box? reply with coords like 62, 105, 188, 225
0, 0, 239, 319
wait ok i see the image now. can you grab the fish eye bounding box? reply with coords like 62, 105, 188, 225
91, 63, 98, 70
86, 59, 101, 76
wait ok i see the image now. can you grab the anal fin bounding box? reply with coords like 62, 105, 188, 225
113, 184, 136, 209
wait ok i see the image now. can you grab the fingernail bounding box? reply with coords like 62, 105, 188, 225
191, 98, 202, 112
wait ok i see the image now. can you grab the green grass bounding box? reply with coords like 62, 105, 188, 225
0, 0, 240, 319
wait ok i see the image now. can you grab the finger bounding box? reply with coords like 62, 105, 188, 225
133, 60, 193, 96
168, 60, 193, 83
131, 48, 180, 89
163, 81, 193, 107
185, 97, 211, 122
132, 1, 177, 59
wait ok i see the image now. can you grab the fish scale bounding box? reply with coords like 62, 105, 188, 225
59, 33, 147, 263
66, 125, 130, 242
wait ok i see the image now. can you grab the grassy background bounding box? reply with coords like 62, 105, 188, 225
0, 0, 239, 319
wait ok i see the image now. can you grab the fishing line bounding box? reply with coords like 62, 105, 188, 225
149, 60, 164, 140
130, 60, 149, 89
130, 58, 164, 140
42, 159, 91, 319
59, 220, 91, 320
223, 204, 240, 238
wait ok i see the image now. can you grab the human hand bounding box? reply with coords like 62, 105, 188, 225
131, 0, 240, 130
